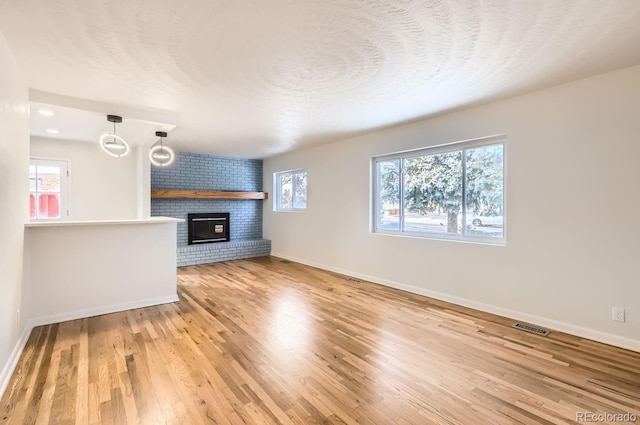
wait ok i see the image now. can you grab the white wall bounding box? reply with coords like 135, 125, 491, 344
0, 31, 30, 395
26, 220, 179, 324
30, 137, 138, 220
263, 65, 640, 351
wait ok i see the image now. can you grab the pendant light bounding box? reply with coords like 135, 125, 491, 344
149, 131, 175, 167
99, 115, 130, 158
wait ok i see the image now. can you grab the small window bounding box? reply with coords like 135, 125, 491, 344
274, 169, 307, 211
372, 136, 505, 244
30, 159, 70, 220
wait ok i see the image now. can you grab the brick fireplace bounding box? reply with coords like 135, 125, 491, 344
151, 152, 271, 266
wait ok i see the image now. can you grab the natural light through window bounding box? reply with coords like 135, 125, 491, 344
372, 137, 505, 244
274, 169, 307, 211
29, 159, 69, 220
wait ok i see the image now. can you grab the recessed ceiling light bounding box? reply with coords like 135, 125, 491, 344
46, 128, 60, 135
38, 109, 55, 117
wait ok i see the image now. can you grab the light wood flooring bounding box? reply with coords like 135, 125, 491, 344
1, 256, 639, 424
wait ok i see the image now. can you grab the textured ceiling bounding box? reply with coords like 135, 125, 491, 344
1, 0, 640, 158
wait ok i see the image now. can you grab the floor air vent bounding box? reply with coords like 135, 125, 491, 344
347, 278, 362, 283
513, 322, 550, 336
281, 260, 291, 264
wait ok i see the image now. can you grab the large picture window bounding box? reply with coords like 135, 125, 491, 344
274, 169, 307, 211
373, 137, 505, 244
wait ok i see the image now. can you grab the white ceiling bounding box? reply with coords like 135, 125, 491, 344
30, 101, 172, 147
1, 0, 640, 158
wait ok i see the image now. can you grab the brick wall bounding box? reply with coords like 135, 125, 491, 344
151, 153, 262, 191
30, 171, 60, 191
176, 240, 271, 267
152, 198, 262, 242
151, 152, 270, 264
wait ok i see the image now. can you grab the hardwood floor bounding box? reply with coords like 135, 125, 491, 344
2, 256, 639, 424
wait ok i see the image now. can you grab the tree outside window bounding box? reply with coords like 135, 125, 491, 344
374, 139, 504, 243
275, 170, 307, 211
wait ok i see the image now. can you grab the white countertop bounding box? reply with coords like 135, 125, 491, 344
25, 216, 184, 228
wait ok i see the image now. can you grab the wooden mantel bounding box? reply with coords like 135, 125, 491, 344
151, 190, 268, 200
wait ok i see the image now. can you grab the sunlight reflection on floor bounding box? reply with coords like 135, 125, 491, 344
268, 290, 312, 357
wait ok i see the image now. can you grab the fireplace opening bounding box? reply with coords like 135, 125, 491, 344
187, 212, 230, 245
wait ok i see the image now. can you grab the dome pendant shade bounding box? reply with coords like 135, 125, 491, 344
100, 115, 130, 158
149, 131, 175, 167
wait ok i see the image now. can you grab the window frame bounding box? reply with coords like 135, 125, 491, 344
273, 169, 308, 212
29, 158, 70, 221
371, 135, 506, 245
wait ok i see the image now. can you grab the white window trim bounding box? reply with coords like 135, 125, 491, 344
273, 169, 307, 212
371, 135, 506, 245
30, 157, 71, 221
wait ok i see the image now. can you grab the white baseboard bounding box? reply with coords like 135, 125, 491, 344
0, 324, 33, 401
28, 294, 179, 328
271, 252, 640, 353
0, 294, 179, 400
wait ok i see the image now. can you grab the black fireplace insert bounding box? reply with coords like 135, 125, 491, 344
187, 212, 230, 245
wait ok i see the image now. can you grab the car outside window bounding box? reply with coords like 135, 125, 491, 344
373, 137, 505, 244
